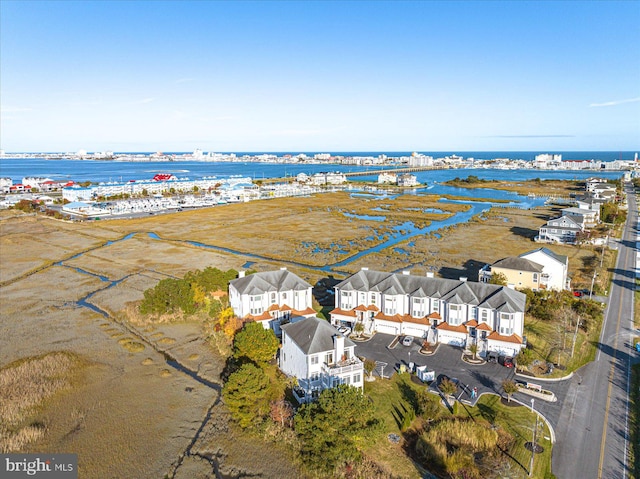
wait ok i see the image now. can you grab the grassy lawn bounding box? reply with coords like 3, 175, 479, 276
524, 308, 603, 375
631, 363, 640, 479
364, 374, 554, 478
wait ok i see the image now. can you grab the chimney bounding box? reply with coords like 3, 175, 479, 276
361, 267, 369, 271
238, 270, 245, 278
280, 267, 287, 271
402, 270, 410, 275
459, 277, 467, 282
426, 272, 434, 278
334, 334, 345, 363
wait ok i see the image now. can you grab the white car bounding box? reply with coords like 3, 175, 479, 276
402, 335, 414, 346
338, 326, 351, 337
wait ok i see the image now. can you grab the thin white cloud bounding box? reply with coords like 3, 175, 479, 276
175, 78, 194, 84
589, 97, 640, 107
1, 106, 32, 113
134, 97, 155, 105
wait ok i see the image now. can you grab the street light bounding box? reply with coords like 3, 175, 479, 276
590, 270, 597, 299
529, 398, 537, 477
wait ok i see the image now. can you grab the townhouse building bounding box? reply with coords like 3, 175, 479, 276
228, 268, 317, 336
330, 268, 526, 357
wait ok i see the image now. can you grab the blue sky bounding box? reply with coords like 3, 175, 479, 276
1, 1, 639, 152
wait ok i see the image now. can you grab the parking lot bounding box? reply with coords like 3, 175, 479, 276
353, 332, 570, 425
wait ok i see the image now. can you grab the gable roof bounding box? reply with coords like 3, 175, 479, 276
492, 257, 544, 273
334, 269, 526, 313
230, 269, 311, 296
520, 247, 568, 267
281, 317, 354, 355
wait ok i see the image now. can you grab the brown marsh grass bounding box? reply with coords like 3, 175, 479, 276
0, 352, 80, 452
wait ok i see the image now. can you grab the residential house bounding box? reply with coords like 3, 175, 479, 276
330, 268, 526, 357
280, 317, 363, 403
561, 207, 599, 228
519, 248, 570, 291
479, 248, 570, 291
228, 268, 317, 335
378, 172, 397, 184
397, 173, 418, 187
479, 257, 544, 290
537, 215, 583, 245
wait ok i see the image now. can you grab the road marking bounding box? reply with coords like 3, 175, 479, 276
597, 223, 631, 478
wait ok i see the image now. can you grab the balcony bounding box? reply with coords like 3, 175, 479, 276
321, 357, 363, 376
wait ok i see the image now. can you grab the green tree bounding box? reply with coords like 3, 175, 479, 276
416, 388, 441, 420
139, 277, 196, 315
515, 348, 534, 372
502, 379, 519, 403
439, 378, 458, 398
468, 342, 478, 360
364, 358, 376, 380
233, 322, 279, 363
489, 272, 508, 286
223, 363, 276, 428
294, 385, 378, 471
354, 322, 365, 337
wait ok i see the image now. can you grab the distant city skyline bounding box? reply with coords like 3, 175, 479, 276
1, 0, 639, 152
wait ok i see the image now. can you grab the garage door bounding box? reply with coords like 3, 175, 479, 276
376, 323, 399, 336
438, 332, 464, 346
403, 326, 428, 338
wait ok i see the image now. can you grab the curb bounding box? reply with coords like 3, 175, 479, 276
515, 371, 573, 383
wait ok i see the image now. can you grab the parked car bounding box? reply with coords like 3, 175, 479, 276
500, 356, 514, 368
487, 351, 499, 363
402, 335, 414, 346
573, 290, 583, 297
337, 326, 351, 337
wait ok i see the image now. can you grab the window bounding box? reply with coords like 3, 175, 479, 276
343, 376, 351, 385
310, 372, 320, 382
310, 355, 318, 365
271, 292, 276, 303
432, 299, 440, 313
481, 310, 488, 321
471, 307, 478, 320
412, 297, 425, 317
353, 373, 361, 384
325, 352, 334, 365
250, 295, 263, 315
282, 292, 287, 300
341, 291, 353, 309
384, 296, 397, 315
533, 273, 538, 283
371, 294, 376, 304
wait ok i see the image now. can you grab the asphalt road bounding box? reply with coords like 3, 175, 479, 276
553, 184, 637, 479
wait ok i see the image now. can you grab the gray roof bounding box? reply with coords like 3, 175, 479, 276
521, 247, 568, 266
493, 257, 544, 273
335, 269, 526, 313
544, 215, 582, 230
229, 269, 311, 296
281, 317, 354, 354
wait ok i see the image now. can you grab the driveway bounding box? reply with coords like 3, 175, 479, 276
355, 334, 570, 428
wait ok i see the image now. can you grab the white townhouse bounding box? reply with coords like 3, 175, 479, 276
537, 215, 583, 245
280, 317, 363, 403
331, 268, 526, 357
228, 268, 317, 336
